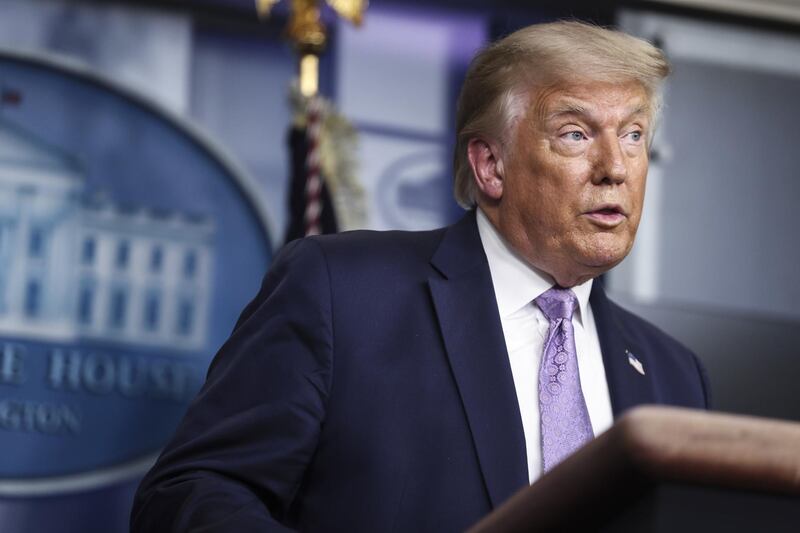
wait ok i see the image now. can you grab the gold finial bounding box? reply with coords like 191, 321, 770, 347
255, 0, 368, 96
288, 0, 327, 54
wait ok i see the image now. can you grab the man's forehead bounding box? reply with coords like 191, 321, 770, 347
533, 81, 650, 121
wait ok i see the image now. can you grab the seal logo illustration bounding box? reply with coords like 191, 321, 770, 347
0, 51, 273, 532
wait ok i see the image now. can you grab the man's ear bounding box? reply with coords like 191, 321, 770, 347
467, 138, 504, 201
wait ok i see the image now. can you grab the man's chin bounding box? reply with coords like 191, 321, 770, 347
550, 255, 624, 287
534, 239, 633, 287
577, 245, 631, 275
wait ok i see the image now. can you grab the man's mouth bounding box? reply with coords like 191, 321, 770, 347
584, 204, 627, 227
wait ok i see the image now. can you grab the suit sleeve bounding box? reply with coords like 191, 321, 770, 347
131, 238, 334, 532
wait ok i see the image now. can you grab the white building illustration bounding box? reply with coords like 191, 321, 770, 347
0, 118, 214, 351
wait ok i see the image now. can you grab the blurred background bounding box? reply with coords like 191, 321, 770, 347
0, 0, 798, 531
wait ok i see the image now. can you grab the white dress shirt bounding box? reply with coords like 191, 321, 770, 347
476, 209, 614, 484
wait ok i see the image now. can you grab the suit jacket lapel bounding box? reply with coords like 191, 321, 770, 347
428, 211, 528, 508
590, 281, 658, 417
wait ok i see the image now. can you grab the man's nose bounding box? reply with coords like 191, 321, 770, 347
591, 134, 628, 185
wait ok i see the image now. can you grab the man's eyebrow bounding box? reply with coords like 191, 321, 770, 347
544, 102, 650, 123
624, 105, 649, 121
545, 101, 589, 121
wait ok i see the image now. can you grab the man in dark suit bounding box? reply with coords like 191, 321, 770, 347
131, 21, 710, 532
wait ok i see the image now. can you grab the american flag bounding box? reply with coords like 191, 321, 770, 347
282, 96, 339, 245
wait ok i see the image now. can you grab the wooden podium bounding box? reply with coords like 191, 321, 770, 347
468, 407, 800, 532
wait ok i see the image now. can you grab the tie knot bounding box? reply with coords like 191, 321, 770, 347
536, 287, 577, 320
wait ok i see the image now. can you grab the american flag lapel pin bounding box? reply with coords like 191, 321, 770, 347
626, 349, 645, 376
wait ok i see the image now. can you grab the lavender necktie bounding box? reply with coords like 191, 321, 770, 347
536, 287, 594, 472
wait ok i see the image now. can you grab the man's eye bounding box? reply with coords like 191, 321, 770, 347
564, 131, 584, 141
628, 131, 643, 142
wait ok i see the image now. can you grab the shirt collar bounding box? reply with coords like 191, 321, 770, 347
476, 208, 593, 324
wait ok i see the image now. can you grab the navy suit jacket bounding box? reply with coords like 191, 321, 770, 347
131, 211, 711, 532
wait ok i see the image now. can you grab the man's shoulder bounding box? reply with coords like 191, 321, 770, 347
276, 225, 451, 279
316, 225, 448, 255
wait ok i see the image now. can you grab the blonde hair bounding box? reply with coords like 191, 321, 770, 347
453, 20, 671, 208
